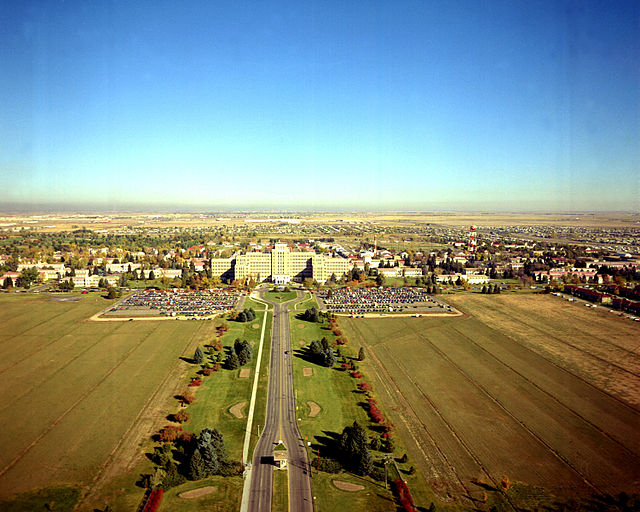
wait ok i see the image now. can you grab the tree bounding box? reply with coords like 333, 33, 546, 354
339, 421, 373, 475
106, 287, 117, 299
194, 346, 205, 365
149, 270, 155, 280
358, 347, 366, 361
376, 273, 385, 287
226, 351, 240, 370
234, 339, 252, 366
16, 267, 39, 289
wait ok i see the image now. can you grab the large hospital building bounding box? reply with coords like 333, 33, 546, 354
210, 243, 351, 284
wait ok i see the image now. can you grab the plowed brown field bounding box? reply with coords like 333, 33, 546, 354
341, 293, 640, 507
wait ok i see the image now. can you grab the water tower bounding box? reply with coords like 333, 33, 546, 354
468, 225, 477, 253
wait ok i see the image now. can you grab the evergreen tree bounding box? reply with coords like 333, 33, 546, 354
237, 311, 247, 322
428, 502, 436, 512
149, 270, 155, 280
339, 421, 373, 475
197, 430, 220, 475
188, 448, 207, 480
194, 346, 205, 365
358, 347, 366, 361
226, 351, 240, 370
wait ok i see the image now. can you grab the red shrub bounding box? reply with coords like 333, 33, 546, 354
368, 403, 385, 424
141, 488, 164, 512
189, 378, 202, 387
358, 382, 372, 392
212, 363, 221, 371
181, 392, 196, 405
351, 370, 363, 379
340, 362, 351, 371
332, 329, 342, 336
173, 410, 190, 423
392, 479, 415, 512
203, 368, 214, 376
158, 425, 183, 443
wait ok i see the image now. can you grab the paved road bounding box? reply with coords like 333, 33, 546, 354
246, 290, 314, 512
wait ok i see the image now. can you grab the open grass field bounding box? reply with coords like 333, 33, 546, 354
288, 298, 440, 511
82, 306, 272, 511
0, 292, 216, 509
340, 293, 640, 509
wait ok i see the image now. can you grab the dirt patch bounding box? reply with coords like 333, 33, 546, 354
239, 368, 251, 378
333, 480, 364, 492
229, 401, 246, 418
49, 296, 81, 302
307, 401, 321, 417
252, 323, 260, 329
303, 367, 313, 377
297, 324, 305, 329
179, 486, 217, 499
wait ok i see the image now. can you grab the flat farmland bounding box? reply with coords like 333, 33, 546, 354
0, 293, 215, 502
340, 293, 640, 508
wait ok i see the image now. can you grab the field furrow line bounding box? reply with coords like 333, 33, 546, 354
0, 313, 91, 374
379, 340, 519, 511
498, 297, 640, 356
0, 325, 160, 480
409, 325, 603, 495
74, 320, 208, 511
0, 305, 79, 341
366, 342, 472, 500
0, 323, 127, 413
449, 323, 640, 460
455, 303, 640, 415
474, 300, 640, 379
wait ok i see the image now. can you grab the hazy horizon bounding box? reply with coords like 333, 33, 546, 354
1, 1, 639, 212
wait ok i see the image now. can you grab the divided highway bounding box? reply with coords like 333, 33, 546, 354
245, 291, 314, 512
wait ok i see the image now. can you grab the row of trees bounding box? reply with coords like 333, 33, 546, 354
481, 284, 502, 294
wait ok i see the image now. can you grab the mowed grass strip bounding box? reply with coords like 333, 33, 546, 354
187, 309, 272, 461
289, 299, 405, 511
0, 294, 215, 499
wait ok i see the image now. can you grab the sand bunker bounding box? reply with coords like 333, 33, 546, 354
229, 401, 246, 418
333, 480, 364, 492
297, 324, 305, 329
179, 486, 217, 499
307, 401, 321, 417
303, 367, 313, 377
252, 323, 260, 329
239, 369, 251, 378
298, 340, 306, 346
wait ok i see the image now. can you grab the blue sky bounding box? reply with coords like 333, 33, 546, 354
1, 1, 638, 211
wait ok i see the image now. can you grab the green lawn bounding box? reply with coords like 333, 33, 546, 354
288, 297, 400, 511
272, 470, 289, 512
187, 309, 272, 460
264, 289, 297, 303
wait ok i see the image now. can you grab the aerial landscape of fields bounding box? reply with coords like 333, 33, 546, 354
2, 1, 640, 511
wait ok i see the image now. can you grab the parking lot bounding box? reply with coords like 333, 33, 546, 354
106, 289, 242, 317
316, 287, 455, 315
